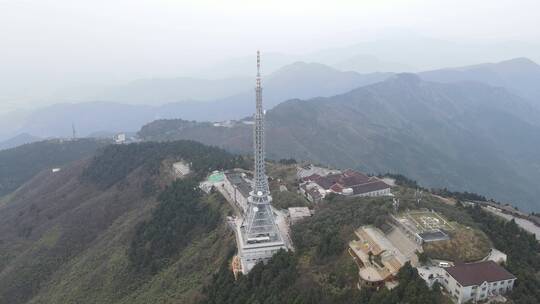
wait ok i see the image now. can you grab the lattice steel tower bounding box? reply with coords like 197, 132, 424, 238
243, 51, 282, 243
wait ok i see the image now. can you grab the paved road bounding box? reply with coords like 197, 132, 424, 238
216, 182, 243, 217
483, 207, 540, 241
273, 208, 294, 251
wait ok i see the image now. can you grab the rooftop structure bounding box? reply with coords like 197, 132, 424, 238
349, 225, 417, 289
172, 161, 190, 177
301, 169, 391, 199
442, 261, 516, 303
288, 207, 311, 225
446, 261, 516, 287
391, 210, 452, 245
114, 133, 126, 144
484, 248, 507, 264
236, 52, 287, 273
297, 164, 340, 180
225, 172, 251, 197
299, 183, 325, 203
223, 172, 252, 213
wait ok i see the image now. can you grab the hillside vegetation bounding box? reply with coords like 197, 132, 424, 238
467, 206, 540, 304
138, 74, 540, 212
0, 139, 538, 304
199, 195, 449, 304
0, 140, 242, 304
0, 138, 109, 196
199, 180, 540, 304
0, 62, 391, 139
82, 140, 247, 188
129, 178, 224, 274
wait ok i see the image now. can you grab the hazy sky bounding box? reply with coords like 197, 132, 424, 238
1, 0, 539, 111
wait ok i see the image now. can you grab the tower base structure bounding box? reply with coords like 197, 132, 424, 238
235, 221, 287, 274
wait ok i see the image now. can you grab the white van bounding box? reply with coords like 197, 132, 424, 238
438, 262, 450, 267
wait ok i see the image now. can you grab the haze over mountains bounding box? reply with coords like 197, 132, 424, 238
420, 57, 540, 105
4, 33, 540, 113
3, 2, 540, 303
2, 57, 540, 140
188, 36, 540, 78
0, 62, 391, 139
2, 57, 540, 213
138, 73, 540, 212
0, 133, 40, 151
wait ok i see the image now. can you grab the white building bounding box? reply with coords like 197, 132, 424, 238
172, 161, 191, 177
223, 172, 252, 214
484, 248, 507, 264
236, 224, 286, 273
114, 133, 126, 144
442, 261, 516, 303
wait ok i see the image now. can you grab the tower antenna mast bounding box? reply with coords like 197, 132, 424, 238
72, 123, 77, 139
237, 51, 286, 273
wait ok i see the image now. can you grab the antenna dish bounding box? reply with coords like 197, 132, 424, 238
253, 207, 259, 212
257, 191, 263, 196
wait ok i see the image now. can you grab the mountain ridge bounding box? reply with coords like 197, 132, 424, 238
139, 74, 540, 212
0, 62, 392, 139
419, 57, 540, 105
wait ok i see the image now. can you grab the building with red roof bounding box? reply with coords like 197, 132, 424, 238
442, 261, 516, 303
299, 168, 391, 201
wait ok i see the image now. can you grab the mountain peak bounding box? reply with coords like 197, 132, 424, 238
496, 57, 540, 71
271, 61, 340, 76
500, 57, 537, 66
391, 73, 422, 85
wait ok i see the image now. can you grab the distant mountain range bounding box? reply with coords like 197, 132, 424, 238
54, 76, 252, 105
139, 74, 540, 212
6, 57, 540, 141
0, 62, 392, 139
2, 58, 540, 212
189, 35, 540, 78
420, 57, 540, 105
0, 133, 41, 151
333, 54, 413, 73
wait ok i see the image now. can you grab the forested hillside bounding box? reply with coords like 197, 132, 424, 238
467, 206, 540, 303
138, 74, 540, 212
0, 62, 391, 139
0, 140, 244, 304
0, 140, 538, 303
198, 183, 540, 304
0, 138, 109, 196
200, 194, 447, 304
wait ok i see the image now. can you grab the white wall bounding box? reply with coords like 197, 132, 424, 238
442, 271, 516, 303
